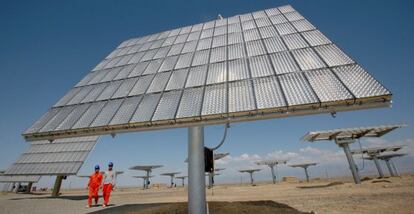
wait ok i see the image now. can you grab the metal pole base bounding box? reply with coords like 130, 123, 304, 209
26, 182, 33, 193
188, 126, 206, 214
270, 166, 276, 184
52, 175, 64, 197
372, 156, 384, 178
337, 141, 361, 184
384, 159, 396, 177
304, 167, 310, 182
391, 160, 399, 176
208, 173, 213, 188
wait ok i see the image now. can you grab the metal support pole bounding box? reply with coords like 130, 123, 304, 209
11, 182, 15, 192
390, 160, 399, 176
372, 156, 384, 178
188, 126, 206, 214
304, 167, 310, 182
270, 165, 276, 184
52, 175, 64, 197
208, 173, 213, 188
182, 178, 185, 187
384, 159, 396, 177
340, 142, 361, 184
170, 176, 174, 188
26, 182, 33, 193
145, 170, 150, 189
249, 172, 254, 185
15, 183, 20, 193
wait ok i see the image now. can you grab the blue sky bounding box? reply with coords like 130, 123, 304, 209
0, 0, 414, 189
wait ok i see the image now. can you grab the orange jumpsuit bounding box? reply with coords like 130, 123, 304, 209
88, 172, 103, 206
102, 170, 116, 206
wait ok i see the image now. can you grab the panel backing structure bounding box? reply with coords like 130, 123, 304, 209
239, 169, 261, 185
351, 145, 403, 178
129, 165, 162, 189
4, 136, 99, 176
289, 162, 317, 182
23, 5, 392, 141
362, 153, 405, 177
302, 124, 405, 184
256, 159, 287, 184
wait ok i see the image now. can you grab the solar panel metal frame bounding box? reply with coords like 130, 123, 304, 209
289, 163, 317, 168
23, 5, 392, 141
239, 169, 262, 173
0, 175, 41, 183
351, 145, 403, 155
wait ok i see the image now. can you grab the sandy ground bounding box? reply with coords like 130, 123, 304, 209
1, 174, 414, 214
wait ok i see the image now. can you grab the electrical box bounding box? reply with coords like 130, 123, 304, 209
204, 147, 214, 173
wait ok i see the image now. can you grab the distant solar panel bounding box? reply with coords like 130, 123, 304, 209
302, 124, 405, 142
23, 5, 392, 141
351, 145, 403, 155
4, 136, 98, 175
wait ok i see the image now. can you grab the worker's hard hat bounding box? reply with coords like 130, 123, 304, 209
95, 165, 100, 170
108, 162, 114, 167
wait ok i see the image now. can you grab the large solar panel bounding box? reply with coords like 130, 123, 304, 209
23, 5, 391, 141
4, 136, 98, 175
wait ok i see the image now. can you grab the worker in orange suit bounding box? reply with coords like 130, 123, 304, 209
86, 165, 103, 208
102, 162, 116, 207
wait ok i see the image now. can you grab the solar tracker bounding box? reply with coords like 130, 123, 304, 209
129, 165, 162, 189
176, 175, 188, 186
256, 159, 287, 184
4, 136, 99, 175
302, 124, 405, 184
352, 146, 403, 178
133, 175, 154, 188
22, 5, 392, 142
19, 4, 395, 213
239, 169, 261, 185
160, 172, 181, 187
374, 153, 405, 177
289, 162, 317, 182
302, 124, 406, 142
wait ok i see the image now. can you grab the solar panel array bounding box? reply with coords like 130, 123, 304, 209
23, 5, 391, 141
239, 169, 261, 173
5, 136, 98, 175
302, 124, 405, 142
256, 160, 287, 166
289, 163, 317, 168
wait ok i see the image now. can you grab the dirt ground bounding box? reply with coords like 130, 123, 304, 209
1, 174, 414, 214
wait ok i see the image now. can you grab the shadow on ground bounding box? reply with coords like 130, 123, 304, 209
296, 181, 344, 189
9, 195, 88, 201
88, 201, 311, 214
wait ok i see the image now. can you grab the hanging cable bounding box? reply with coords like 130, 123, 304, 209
209, 123, 230, 151
357, 138, 365, 170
